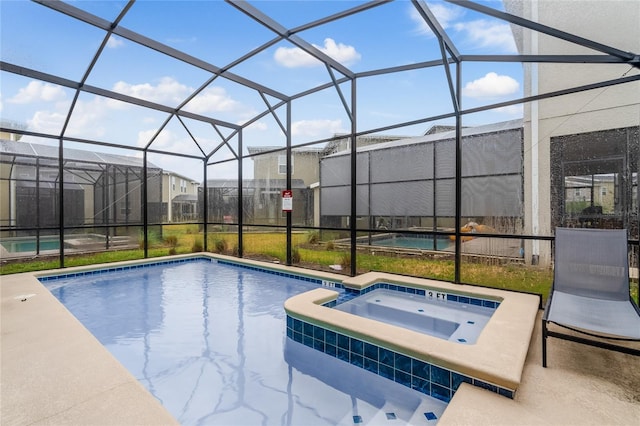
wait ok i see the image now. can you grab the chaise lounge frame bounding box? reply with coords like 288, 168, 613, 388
542, 227, 640, 367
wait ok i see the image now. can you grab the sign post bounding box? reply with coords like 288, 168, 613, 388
281, 189, 293, 212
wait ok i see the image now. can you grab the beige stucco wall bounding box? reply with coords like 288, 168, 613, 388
252, 151, 321, 187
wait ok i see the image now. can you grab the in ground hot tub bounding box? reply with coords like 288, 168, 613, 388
284, 272, 539, 402
334, 288, 494, 344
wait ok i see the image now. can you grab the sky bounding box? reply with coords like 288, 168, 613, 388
0, 0, 527, 182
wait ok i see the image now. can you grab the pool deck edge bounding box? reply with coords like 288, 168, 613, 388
0, 271, 179, 426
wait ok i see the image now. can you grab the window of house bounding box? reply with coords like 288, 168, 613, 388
171, 176, 176, 191
278, 155, 293, 175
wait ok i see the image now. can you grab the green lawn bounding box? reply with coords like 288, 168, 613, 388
4, 229, 638, 305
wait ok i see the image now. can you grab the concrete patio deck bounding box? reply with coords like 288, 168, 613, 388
1, 264, 639, 425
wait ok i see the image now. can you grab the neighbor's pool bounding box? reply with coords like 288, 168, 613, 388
41, 258, 448, 425
1, 237, 60, 253
371, 235, 452, 251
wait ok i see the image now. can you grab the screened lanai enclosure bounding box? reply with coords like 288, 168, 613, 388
1, 0, 639, 297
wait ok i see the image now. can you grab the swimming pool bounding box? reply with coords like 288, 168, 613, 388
1, 236, 60, 253
370, 235, 452, 251
334, 288, 495, 344
41, 257, 448, 425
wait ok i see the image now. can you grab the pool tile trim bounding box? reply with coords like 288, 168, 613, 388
286, 315, 514, 402
37, 255, 343, 289
334, 281, 501, 310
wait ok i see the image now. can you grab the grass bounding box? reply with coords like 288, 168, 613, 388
4, 228, 638, 305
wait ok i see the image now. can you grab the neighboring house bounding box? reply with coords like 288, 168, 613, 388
0, 138, 165, 230
504, 0, 640, 265
319, 120, 524, 231
161, 171, 200, 222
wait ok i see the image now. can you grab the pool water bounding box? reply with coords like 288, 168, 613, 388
43, 259, 447, 425
335, 289, 495, 344
2, 238, 60, 252
372, 236, 451, 251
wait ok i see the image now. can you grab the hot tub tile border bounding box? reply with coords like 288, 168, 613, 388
337, 282, 501, 309
286, 315, 515, 402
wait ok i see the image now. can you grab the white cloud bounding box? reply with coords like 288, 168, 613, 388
274, 38, 361, 68
187, 86, 242, 114
410, 2, 463, 36
113, 77, 190, 106
462, 72, 519, 99
410, 4, 516, 53
106, 35, 124, 49
291, 119, 345, 138
245, 121, 268, 132
28, 110, 68, 135
138, 128, 176, 150
454, 20, 517, 53
9, 81, 66, 104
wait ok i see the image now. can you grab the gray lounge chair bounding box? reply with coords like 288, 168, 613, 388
542, 227, 640, 367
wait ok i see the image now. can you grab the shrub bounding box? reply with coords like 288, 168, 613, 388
325, 241, 335, 251
138, 230, 160, 249
340, 251, 351, 269
191, 239, 203, 253
291, 246, 301, 264
212, 238, 227, 253
306, 231, 319, 244
165, 235, 178, 248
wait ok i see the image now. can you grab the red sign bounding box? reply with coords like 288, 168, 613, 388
282, 190, 293, 212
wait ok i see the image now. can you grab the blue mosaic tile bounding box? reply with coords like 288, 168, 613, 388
338, 334, 350, 350
313, 326, 324, 341
353, 415, 363, 424
337, 348, 350, 362
325, 344, 337, 357
412, 376, 430, 394
326, 330, 337, 346
412, 359, 430, 381
483, 300, 496, 308
363, 358, 378, 374
431, 384, 451, 402
286, 315, 516, 403
431, 365, 450, 388
350, 354, 364, 368
379, 348, 395, 367
452, 372, 473, 391
303, 322, 314, 336
364, 342, 378, 361
499, 387, 515, 398
470, 298, 483, 306
395, 353, 411, 372
379, 363, 394, 380
303, 335, 314, 348
350, 338, 363, 355
395, 370, 411, 387
474, 379, 498, 393
385, 413, 397, 420
424, 412, 438, 421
